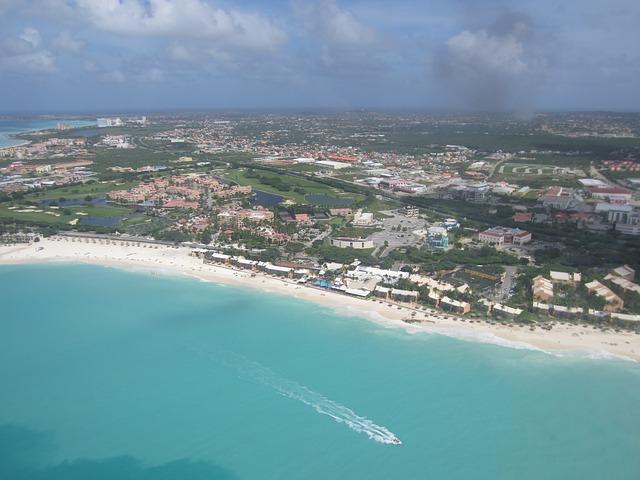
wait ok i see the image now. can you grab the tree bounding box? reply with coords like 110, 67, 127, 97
285, 242, 305, 254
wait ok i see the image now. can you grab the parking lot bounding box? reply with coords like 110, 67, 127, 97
369, 211, 426, 255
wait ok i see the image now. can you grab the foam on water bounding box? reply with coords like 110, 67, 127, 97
344, 305, 549, 354
198, 348, 401, 445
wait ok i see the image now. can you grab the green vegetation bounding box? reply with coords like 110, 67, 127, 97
0, 203, 132, 225
305, 244, 378, 266
223, 168, 363, 205
24, 181, 137, 202
387, 245, 519, 273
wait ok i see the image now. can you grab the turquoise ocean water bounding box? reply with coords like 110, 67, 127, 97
0, 119, 95, 148
1, 263, 639, 479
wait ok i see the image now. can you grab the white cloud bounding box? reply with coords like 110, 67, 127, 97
52, 31, 85, 53
71, 0, 287, 50
19, 27, 41, 47
434, 11, 549, 110
136, 67, 164, 83
445, 29, 528, 77
0, 28, 56, 73
82, 60, 99, 73
100, 70, 125, 83
293, 0, 378, 47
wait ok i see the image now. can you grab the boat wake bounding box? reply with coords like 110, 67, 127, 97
197, 349, 401, 445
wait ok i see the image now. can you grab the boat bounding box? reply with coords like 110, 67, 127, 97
390, 437, 402, 445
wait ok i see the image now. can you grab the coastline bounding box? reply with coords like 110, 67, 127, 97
0, 118, 95, 149
1, 237, 639, 361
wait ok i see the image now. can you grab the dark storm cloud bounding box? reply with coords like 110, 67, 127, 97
434, 10, 549, 111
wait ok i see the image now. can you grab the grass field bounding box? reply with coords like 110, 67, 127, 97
26, 181, 138, 202
223, 169, 363, 205
0, 203, 133, 225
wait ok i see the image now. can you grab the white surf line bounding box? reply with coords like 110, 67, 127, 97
197, 349, 401, 445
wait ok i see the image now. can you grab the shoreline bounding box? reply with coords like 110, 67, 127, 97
1, 237, 639, 361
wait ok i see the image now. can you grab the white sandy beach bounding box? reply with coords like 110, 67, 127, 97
1, 236, 639, 361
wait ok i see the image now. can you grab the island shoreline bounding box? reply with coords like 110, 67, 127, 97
1, 237, 638, 361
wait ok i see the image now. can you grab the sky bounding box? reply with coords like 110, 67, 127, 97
0, 0, 638, 113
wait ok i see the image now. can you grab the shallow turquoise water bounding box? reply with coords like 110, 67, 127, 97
1, 263, 639, 479
0, 119, 94, 148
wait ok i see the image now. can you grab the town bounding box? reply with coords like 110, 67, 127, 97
1, 111, 639, 330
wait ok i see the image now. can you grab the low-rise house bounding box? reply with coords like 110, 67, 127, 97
552, 305, 583, 320
610, 265, 635, 281
610, 312, 640, 327
233, 257, 258, 270
426, 291, 440, 306
532, 275, 554, 302
492, 303, 523, 320
440, 296, 470, 314
533, 302, 551, 316
513, 212, 532, 222
259, 263, 292, 277
549, 271, 582, 284
205, 252, 231, 265
605, 275, 640, 294
390, 288, 419, 304
585, 280, 624, 312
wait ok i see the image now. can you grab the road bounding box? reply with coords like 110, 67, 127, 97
497, 266, 518, 301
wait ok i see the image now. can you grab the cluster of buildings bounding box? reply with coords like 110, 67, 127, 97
532, 266, 638, 322
0, 160, 95, 194
97, 116, 146, 128
107, 174, 252, 206
0, 135, 89, 161
502, 180, 640, 235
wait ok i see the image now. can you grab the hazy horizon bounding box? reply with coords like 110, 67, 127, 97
1, 1, 638, 114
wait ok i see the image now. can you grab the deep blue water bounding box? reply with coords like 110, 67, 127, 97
250, 190, 282, 207
1, 263, 639, 480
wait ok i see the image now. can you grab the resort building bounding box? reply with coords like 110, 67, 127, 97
549, 271, 582, 284
533, 302, 551, 316
204, 252, 231, 265
373, 286, 419, 304
426, 226, 449, 250
440, 296, 471, 315
604, 275, 640, 295
233, 257, 257, 270
492, 303, 523, 320
532, 275, 554, 302
329, 237, 374, 249
402, 206, 420, 217
352, 266, 410, 282
262, 264, 293, 277
609, 265, 635, 281
585, 280, 624, 312
586, 185, 632, 202
328, 208, 352, 217
610, 313, 640, 327
552, 305, 584, 320
478, 227, 532, 245
426, 291, 440, 306
352, 209, 374, 226
443, 218, 459, 230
